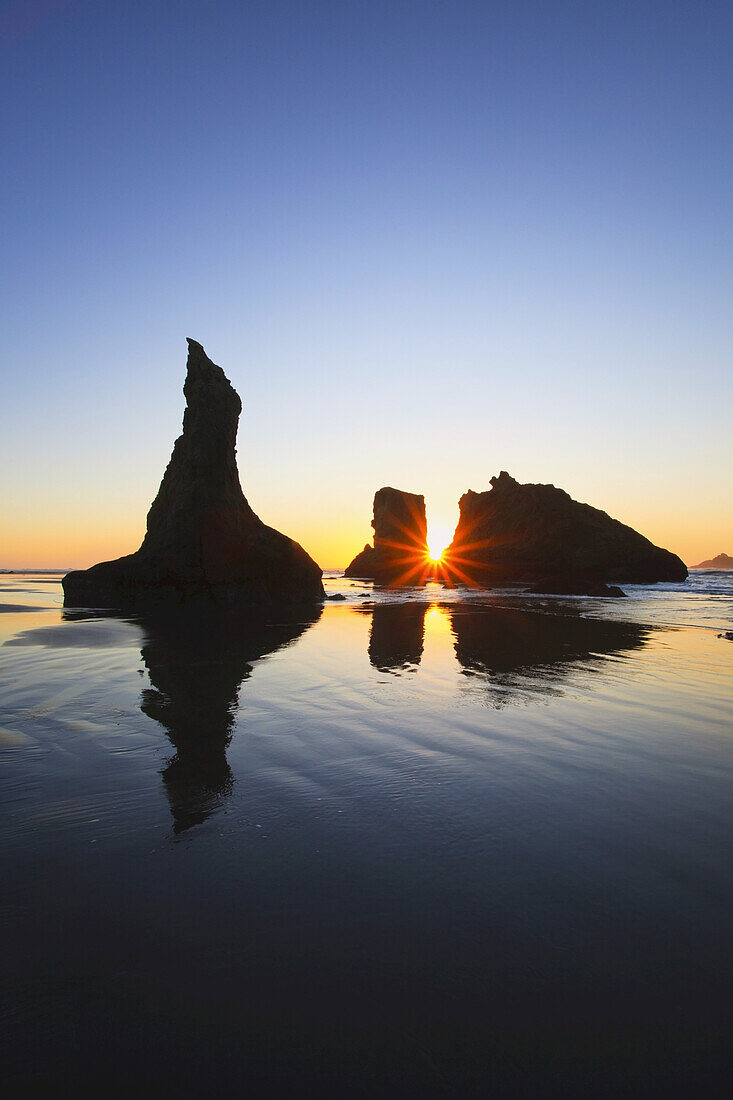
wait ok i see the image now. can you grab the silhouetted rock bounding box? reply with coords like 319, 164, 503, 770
63, 339, 324, 608
344, 544, 377, 579
693, 553, 733, 570
344, 487, 432, 585
527, 578, 627, 598
442, 471, 687, 588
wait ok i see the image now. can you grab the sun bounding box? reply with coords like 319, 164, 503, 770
427, 537, 448, 563
426, 519, 452, 564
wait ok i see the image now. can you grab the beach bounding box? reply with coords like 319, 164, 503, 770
2, 570, 732, 1094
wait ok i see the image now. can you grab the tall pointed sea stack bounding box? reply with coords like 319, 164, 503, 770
344, 487, 432, 584
63, 339, 324, 608
442, 471, 687, 591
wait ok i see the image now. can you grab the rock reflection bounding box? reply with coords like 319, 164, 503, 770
137, 604, 321, 833
448, 604, 649, 703
367, 603, 427, 673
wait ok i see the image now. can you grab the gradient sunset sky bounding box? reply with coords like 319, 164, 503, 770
2, 0, 731, 569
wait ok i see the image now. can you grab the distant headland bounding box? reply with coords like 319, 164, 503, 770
692, 553, 733, 570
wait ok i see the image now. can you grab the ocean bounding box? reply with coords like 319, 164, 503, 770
1, 570, 731, 1095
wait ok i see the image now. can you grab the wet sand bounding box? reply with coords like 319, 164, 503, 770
1, 572, 731, 1095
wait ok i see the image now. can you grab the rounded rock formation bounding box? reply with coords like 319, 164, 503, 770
442, 471, 687, 590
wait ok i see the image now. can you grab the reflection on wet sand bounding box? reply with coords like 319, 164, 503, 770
449, 603, 650, 702
357, 600, 650, 697
137, 605, 322, 833
366, 602, 427, 673
57, 598, 651, 827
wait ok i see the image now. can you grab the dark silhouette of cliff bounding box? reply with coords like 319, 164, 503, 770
693, 553, 733, 570
344, 487, 432, 585
63, 339, 324, 608
442, 471, 687, 591
138, 603, 321, 833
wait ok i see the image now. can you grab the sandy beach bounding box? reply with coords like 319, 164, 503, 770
2, 570, 731, 1094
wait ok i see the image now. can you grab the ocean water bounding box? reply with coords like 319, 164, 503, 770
1, 570, 731, 1095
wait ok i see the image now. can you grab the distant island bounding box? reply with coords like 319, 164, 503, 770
692, 553, 733, 570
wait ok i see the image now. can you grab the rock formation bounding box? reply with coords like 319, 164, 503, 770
693, 553, 733, 570
63, 339, 324, 608
344, 487, 432, 585
344, 543, 378, 579
526, 578, 628, 598
442, 471, 687, 590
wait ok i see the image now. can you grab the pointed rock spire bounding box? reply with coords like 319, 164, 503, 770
63, 339, 324, 608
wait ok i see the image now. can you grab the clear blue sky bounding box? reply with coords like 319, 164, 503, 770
2, 0, 731, 567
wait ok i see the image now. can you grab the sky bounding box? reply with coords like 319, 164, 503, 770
1, 0, 731, 569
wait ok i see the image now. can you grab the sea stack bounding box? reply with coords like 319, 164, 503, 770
63, 339, 324, 608
442, 471, 687, 591
344, 487, 432, 585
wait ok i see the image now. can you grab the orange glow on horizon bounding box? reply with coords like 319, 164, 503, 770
0, 495, 724, 574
